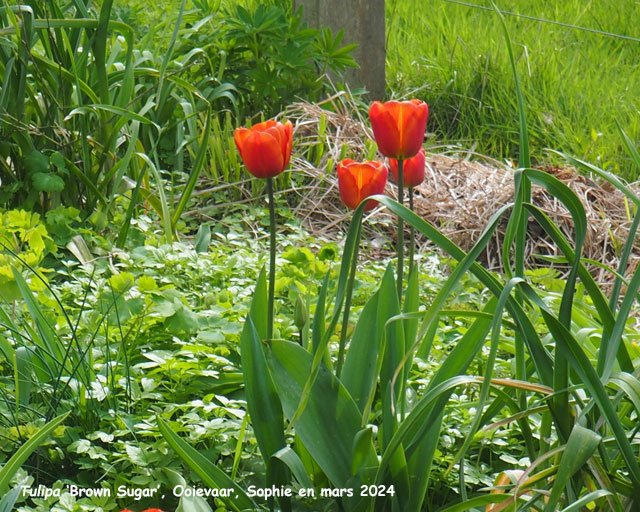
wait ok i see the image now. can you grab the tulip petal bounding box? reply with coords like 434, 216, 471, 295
234, 127, 251, 152
241, 130, 284, 179
337, 163, 361, 210
370, 100, 429, 159
370, 102, 402, 159
400, 104, 428, 158
282, 121, 293, 169
234, 120, 293, 179
389, 148, 425, 187
337, 160, 388, 211
360, 164, 388, 207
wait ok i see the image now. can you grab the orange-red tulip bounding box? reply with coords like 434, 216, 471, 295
369, 99, 428, 160
337, 159, 388, 211
234, 120, 293, 179
389, 147, 425, 187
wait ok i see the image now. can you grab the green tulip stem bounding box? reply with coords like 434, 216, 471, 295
336, 221, 362, 378
408, 186, 415, 277
267, 177, 276, 341
396, 158, 405, 300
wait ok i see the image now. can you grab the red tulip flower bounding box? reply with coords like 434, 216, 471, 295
369, 99, 428, 160
337, 159, 388, 211
234, 120, 293, 178
389, 147, 425, 187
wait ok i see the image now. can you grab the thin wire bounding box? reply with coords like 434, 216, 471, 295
441, 0, 640, 43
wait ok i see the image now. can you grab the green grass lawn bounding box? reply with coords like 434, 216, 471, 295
387, 0, 640, 178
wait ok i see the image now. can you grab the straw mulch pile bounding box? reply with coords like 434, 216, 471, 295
285, 95, 640, 282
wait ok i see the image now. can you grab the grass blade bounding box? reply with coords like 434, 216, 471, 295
172, 107, 212, 227
0, 411, 70, 496
544, 425, 601, 512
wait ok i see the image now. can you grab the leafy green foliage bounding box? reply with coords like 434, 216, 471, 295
177, 2, 356, 119
0, 209, 55, 301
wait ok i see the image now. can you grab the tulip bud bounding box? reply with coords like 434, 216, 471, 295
294, 294, 308, 331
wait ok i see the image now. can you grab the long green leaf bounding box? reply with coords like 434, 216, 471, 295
491, 0, 529, 169
523, 204, 633, 375
517, 283, 640, 493
241, 316, 286, 460
266, 340, 376, 491
559, 490, 613, 512
242, 269, 289, 509
11, 267, 65, 366
341, 291, 379, 414
290, 204, 363, 423
269, 446, 314, 490
65, 104, 159, 127
544, 425, 601, 512
549, 150, 640, 209
370, 195, 553, 389
93, 0, 114, 105
436, 493, 513, 512
157, 416, 256, 512
0, 412, 70, 496
172, 107, 212, 226
15, 346, 33, 408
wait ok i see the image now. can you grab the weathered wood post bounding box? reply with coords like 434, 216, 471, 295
293, 0, 386, 100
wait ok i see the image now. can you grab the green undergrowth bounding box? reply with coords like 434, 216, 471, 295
1, 204, 605, 511
4, 200, 638, 510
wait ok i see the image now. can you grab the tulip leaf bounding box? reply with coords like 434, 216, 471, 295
404, 301, 496, 511
266, 339, 376, 489
248, 268, 269, 341
368, 195, 554, 388
311, 272, 329, 357
351, 427, 375, 477
269, 446, 313, 490
378, 264, 405, 444
341, 291, 379, 414
402, 268, 420, 387
240, 269, 287, 485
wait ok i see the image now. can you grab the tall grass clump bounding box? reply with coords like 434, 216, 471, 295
387, 0, 640, 179
0, 0, 356, 246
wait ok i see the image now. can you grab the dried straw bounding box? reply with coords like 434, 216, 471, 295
285, 95, 640, 284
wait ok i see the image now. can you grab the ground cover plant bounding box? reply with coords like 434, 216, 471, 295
1, 1, 640, 512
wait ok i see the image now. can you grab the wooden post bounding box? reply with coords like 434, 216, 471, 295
294, 0, 386, 100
